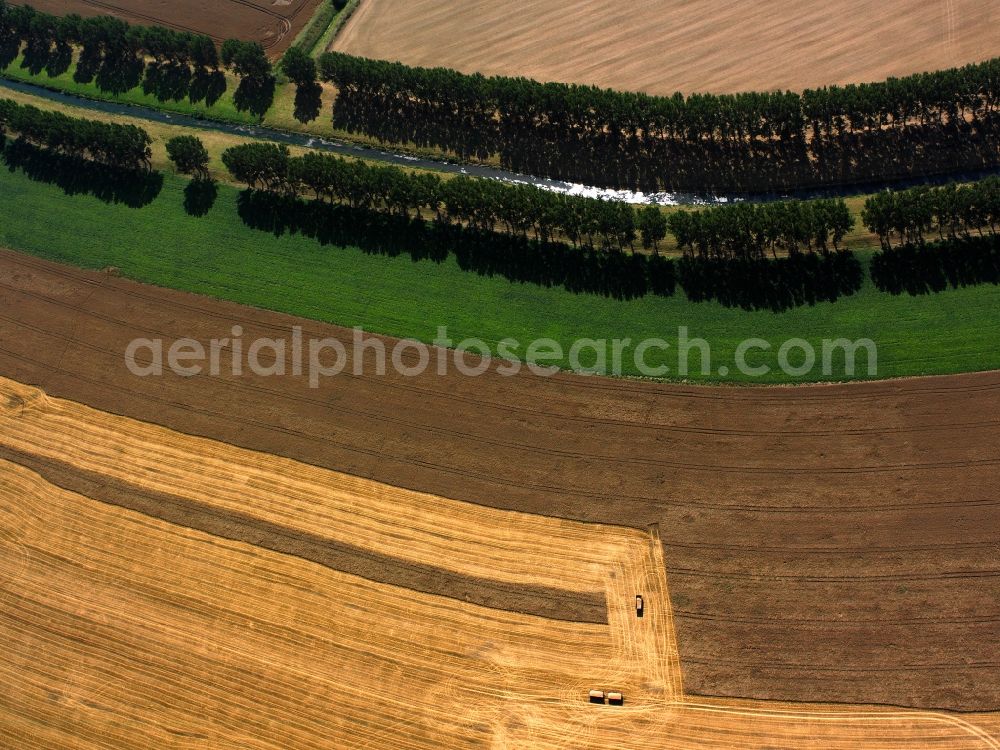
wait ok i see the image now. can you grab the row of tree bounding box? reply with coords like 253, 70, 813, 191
0, 97, 151, 170
238, 189, 675, 301
862, 178, 1000, 249
220, 142, 866, 261
279, 45, 323, 123
0, 3, 275, 115
0, 2, 219, 95
230, 180, 861, 311
667, 199, 855, 261
316, 52, 1000, 193
220, 143, 670, 251
220, 38, 275, 117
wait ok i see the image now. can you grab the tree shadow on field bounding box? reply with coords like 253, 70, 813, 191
17, 38, 72, 78
0, 34, 20, 70
235, 189, 675, 300
73, 47, 101, 85
189, 69, 227, 107
677, 251, 864, 311
293, 81, 323, 124
233, 75, 276, 120
871, 238, 1000, 295
19, 39, 52, 76
183, 178, 218, 217
95, 52, 144, 95
143, 61, 192, 103
3, 140, 163, 208
44, 42, 73, 78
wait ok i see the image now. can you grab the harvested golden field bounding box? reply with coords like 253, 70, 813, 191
3, 251, 1000, 711
2, 376, 999, 748
333, 0, 1000, 94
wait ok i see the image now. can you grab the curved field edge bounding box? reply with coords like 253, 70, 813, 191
330, 0, 1000, 96
0, 166, 998, 384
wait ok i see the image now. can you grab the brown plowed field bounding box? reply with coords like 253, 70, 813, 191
333, 0, 1000, 94
12, 0, 323, 56
1, 249, 999, 712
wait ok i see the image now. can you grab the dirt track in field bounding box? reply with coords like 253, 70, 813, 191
12, 0, 322, 56
0, 249, 999, 711
333, 0, 1000, 94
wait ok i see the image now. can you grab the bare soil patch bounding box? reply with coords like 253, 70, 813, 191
1, 249, 998, 710
333, 0, 1000, 94
13, 0, 324, 57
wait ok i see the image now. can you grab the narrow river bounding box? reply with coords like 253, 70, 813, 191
3, 77, 997, 205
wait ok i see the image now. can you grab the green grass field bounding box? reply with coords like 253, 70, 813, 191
0, 164, 997, 384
